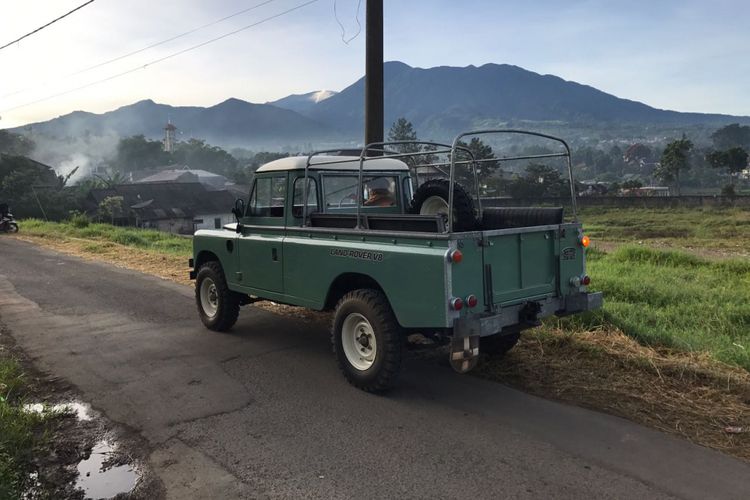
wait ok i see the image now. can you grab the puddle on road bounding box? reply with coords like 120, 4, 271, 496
23, 401, 93, 420
75, 440, 139, 500
22, 401, 140, 499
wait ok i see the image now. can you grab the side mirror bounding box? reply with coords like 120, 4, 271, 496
232, 199, 245, 233
232, 198, 245, 221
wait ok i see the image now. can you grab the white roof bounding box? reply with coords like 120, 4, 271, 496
256, 155, 409, 173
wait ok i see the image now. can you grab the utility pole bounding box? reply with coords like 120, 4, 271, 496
364, 0, 384, 150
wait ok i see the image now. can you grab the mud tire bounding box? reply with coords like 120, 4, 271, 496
409, 179, 477, 232
481, 331, 521, 358
195, 261, 241, 332
332, 289, 403, 392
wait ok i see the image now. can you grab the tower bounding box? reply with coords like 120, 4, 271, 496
163, 120, 177, 153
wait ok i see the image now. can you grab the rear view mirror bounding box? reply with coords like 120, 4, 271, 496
231, 198, 245, 221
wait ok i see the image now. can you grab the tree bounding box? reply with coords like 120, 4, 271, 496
655, 136, 693, 195
454, 138, 499, 189
706, 147, 748, 187
98, 196, 124, 225
0, 131, 34, 156
711, 123, 750, 150
507, 163, 568, 198
387, 118, 418, 152
624, 143, 652, 165
113, 135, 170, 172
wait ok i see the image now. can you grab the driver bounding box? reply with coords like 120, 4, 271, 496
363, 178, 395, 207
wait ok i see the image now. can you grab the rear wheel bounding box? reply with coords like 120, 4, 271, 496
481, 331, 521, 357
332, 289, 402, 392
409, 179, 477, 232
195, 261, 240, 331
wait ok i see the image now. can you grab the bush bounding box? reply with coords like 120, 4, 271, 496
721, 184, 736, 197
68, 212, 90, 228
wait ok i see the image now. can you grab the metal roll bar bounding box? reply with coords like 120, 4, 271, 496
449, 130, 577, 232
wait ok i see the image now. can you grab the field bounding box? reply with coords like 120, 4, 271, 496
9, 207, 750, 460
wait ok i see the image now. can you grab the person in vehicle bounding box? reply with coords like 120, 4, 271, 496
363, 177, 395, 207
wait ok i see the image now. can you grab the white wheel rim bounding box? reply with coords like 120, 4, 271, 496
420, 195, 449, 216
341, 313, 377, 371
200, 277, 219, 318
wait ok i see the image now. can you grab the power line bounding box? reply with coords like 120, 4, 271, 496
1, 0, 320, 114
0, 0, 96, 51
333, 0, 362, 45
2, 0, 279, 99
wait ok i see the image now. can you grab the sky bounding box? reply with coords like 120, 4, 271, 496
1, 0, 749, 129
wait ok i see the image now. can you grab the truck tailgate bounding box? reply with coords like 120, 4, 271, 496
482, 228, 557, 305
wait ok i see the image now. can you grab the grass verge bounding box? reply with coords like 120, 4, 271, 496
0, 353, 50, 499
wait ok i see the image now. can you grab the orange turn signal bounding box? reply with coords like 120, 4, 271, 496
580, 235, 590, 248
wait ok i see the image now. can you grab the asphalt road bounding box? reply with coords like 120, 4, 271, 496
1, 237, 749, 499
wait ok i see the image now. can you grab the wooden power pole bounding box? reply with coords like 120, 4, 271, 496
364, 0, 384, 148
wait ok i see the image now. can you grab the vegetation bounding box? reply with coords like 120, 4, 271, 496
0, 356, 50, 499
20, 219, 192, 255
572, 245, 750, 370
655, 136, 693, 195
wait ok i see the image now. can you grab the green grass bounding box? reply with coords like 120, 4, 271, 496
580, 207, 750, 251
0, 357, 49, 499
20, 218, 193, 255
564, 245, 750, 370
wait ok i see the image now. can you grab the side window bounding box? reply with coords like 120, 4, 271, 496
292, 177, 319, 217
362, 176, 397, 207
323, 176, 359, 208
249, 176, 286, 217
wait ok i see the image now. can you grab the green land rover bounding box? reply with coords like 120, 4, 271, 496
189, 130, 602, 392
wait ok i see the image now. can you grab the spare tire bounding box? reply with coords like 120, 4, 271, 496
409, 179, 477, 232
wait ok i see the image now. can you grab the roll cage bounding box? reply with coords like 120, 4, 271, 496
300, 129, 577, 232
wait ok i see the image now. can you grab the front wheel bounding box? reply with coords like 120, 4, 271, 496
332, 289, 403, 392
195, 261, 240, 331
8, 222, 18, 233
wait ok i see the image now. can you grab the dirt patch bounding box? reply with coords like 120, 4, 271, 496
0, 327, 164, 499
595, 239, 750, 260
10, 233, 750, 463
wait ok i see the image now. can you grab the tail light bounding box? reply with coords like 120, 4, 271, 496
581, 275, 591, 286
450, 297, 464, 311
448, 249, 463, 263
580, 235, 590, 248
466, 294, 478, 308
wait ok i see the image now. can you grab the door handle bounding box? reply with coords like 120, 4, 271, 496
271, 248, 278, 261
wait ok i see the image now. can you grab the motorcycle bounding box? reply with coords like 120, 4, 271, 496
0, 213, 19, 233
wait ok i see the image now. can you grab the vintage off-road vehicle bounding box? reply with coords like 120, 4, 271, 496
189, 130, 602, 392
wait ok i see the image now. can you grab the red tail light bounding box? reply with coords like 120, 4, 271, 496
581, 275, 591, 286
450, 297, 464, 310
466, 294, 478, 308
449, 249, 463, 263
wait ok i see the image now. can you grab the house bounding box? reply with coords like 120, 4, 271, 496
132, 165, 229, 190
86, 182, 235, 234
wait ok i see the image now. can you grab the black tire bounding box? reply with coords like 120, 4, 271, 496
8, 223, 18, 233
409, 179, 477, 232
332, 289, 403, 392
481, 331, 521, 357
195, 261, 240, 332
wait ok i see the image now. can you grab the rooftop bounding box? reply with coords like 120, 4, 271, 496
256, 155, 409, 173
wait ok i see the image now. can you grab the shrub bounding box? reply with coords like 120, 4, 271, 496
68, 212, 90, 228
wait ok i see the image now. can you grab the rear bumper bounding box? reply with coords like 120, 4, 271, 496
453, 292, 603, 338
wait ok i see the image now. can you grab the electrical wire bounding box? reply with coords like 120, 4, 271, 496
1, 0, 320, 114
0, 0, 96, 51
333, 0, 362, 45
2, 0, 279, 99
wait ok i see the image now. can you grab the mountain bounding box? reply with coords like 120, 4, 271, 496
8, 62, 750, 148
11, 98, 334, 148
268, 90, 337, 114
306, 61, 750, 138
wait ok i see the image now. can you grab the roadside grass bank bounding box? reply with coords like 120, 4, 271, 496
580, 207, 750, 258
0, 351, 51, 498
7, 218, 750, 461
